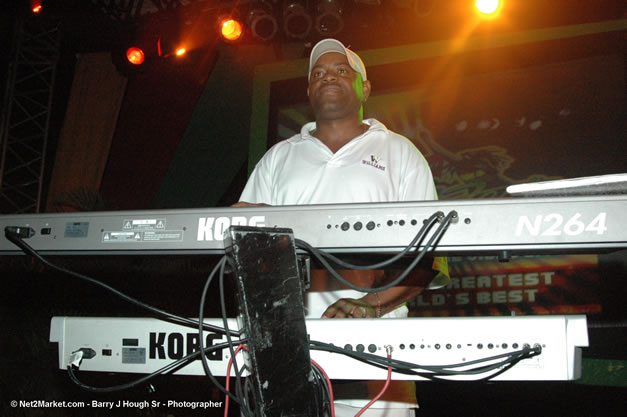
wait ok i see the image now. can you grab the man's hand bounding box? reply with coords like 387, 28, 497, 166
322, 298, 376, 319
231, 201, 270, 207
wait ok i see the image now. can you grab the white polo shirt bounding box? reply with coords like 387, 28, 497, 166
239, 119, 435, 412
240, 118, 437, 319
240, 119, 436, 206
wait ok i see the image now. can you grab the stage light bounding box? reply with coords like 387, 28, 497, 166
157, 36, 187, 58
126, 47, 145, 65
220, 17, 245, 42
30, 0, 42, 13
315, 0, 344, 36
475, 0, 502, 17
283, 1, 312, 39
113, 43, 149, 75
248, 3, 278, 41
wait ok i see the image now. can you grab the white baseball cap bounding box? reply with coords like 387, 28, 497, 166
308, 38, 367, 81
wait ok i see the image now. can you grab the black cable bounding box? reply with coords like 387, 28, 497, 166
295, 210, 457, 293
228, 352, 254, 417
65, 336, 532, 396
243, 377, 256, 416
310, 367, 325, 416
462, 352, 533, 382
310, 366, 323, 410
310, 339, 539, 372
312, 211, 444, 270
310, 362, 332, 416
298, 210, 453, 292
5, 231, 238, 337
5, 230, 256, 405
219, 258, 252, 417
198, 256, 252, 415
318, 341, 540, 378
309, 339, 541, 380
356, 344, 542, 374
67, 340, 238, 393
232, 359, 251, 404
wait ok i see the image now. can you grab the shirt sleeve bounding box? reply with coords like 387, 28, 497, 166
401, 144, 438, 201
239, 152, 274, 204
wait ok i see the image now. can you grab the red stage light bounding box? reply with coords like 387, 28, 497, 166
126, 47, 145, 65
31, 0, 42, 13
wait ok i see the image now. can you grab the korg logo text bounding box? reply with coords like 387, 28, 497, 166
197, 216, 265, 241
149, 332, 224, 360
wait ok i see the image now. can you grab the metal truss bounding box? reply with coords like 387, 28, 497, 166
0, 18, 60, 214
90, 0, 204, 21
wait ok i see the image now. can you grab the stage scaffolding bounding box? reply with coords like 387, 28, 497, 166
0, 18, 60, 214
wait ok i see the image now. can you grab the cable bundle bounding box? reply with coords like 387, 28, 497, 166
5, 209, 540, 416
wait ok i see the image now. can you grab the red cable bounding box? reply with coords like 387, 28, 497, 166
224, 344, 247, 417
354, 349, 393, 417
311, 359, 336, 417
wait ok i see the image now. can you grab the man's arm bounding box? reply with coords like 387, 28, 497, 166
321, 268, 435, 318
322, 285, 425, 318
231, 202, 269, 207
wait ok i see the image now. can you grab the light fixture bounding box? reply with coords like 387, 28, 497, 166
248, 2, 278, 41
126, 47, 145, 65
315, 0, 344, 36
283, 1, 312, 39
219, 15, 245, 42
157, 37, 188, 58
111, 25, 153, 74
152, 21, 188, 58
30, 0, 42, 14
475, 0, 502, 18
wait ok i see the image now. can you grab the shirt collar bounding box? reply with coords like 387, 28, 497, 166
300, 118, 386, 141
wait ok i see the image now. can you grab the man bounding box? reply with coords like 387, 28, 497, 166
236, 38, 445, 416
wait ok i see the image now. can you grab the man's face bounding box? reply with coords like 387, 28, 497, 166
307, 52, 370, 121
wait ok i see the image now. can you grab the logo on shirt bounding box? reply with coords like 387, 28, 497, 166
362, 155, 386, 171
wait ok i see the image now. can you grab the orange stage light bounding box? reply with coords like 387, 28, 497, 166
156, 36, 187, 58
220, 18, 244, 41
126, 47, 145, 65
31, 0, 42, 13
475, 0, 502, 17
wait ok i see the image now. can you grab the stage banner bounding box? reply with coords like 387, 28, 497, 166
409, 255, 602, 316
